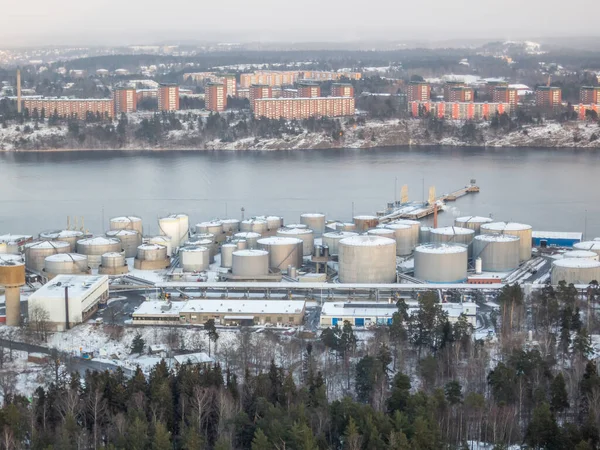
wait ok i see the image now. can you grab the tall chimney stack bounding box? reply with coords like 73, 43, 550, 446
16, 69, 22, 114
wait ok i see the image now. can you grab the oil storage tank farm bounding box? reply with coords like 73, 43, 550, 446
551, 259, 600, 285
338, 235, 397, 283
99, 252, 128, 275
180, 246, 210, 272
258, 237, 303, 271
277, 227, 315, 256
301, 213, 326, 237
159, 214, 189, 249
419, 227, 431, 244
430, 227, 475, 256
480, 222, 532, 262
195, 221, 224, 237
25, 240, 71, 272
574, 241, 600, 258
220, 219, 241, 234
384, 223, 414, 256
390, 219, 420, 250
134, 243, 170, 270
234, 232, 262, 249
414, 243, 468, 283
472, 234, 520, 272
563, 250, 599, 261
454, 216, 493, 234
39, 230, 84, 252
240, 219, 268, 235
109, 216, 143, 235
231, 250, 270, 277
322, 231, 358, 256
44, 253, 89, 278
149, 236, 172, 257
76, 237, 122, 269
220, 243, 238, 268
106, 229, 141, 258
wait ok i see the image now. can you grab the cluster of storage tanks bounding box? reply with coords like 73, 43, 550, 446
550, 242, 600, 285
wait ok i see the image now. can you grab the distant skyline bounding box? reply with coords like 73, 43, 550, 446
3, 0, 600, 47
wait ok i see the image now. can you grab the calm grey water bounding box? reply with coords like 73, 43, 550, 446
1, 147, 599, 238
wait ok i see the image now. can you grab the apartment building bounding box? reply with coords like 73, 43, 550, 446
23, 98, 114, 119
448, 87, 474, 103
406, 82, 430, 102
409, 101, 510, 121
580, 86, 600, 104
331, 83, 355, 98
536, 86, 562, 108
493, 87, 519, 109
249, 84, 273, 103
157, 84, 180, 111
297, 82, 321, 98
113, 87, 137, 114
205, 82, 227, 112
253, 97, 355, 120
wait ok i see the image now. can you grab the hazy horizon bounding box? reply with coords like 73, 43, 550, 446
3, 0, 600, 47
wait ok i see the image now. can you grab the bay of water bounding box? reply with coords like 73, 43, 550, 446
1, 147, 599, 239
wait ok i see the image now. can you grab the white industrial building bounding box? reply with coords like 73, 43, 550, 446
320, 300, 477, 328
28, 275, 109, 331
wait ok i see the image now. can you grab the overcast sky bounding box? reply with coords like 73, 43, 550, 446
3, 0, 600, 46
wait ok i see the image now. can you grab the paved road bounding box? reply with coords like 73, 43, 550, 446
95, 292, 146, 325
0, 338, 133, 377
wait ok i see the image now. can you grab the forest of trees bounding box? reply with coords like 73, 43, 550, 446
0, 286, 598, 449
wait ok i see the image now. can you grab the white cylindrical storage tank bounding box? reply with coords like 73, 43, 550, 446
174, 214, 190, 245
563, 250, 599, 261
232, 249, 269, 277
234, 232, 261, 249
101, 252, 126, 268
265, 216, 284, 232
190, 233, 216, 244
0, 242, 7, 254
44, 253, 88, 276
341, 223, 357, 232
419, 227, 431, 244
277, 228, 315, 256
454, 216, 493, 234
240, 219, 268, 234
574, 242, 600, 258
430, 227, 475, 246
285, 223, 307, 230
109, 216, 143, 234
414, 244, 468, 283
236, 240, 248, 250
136, 244, 168, 261
180, 246, 210, 272
76, 237, 122, 269
367, 228, 395, 239
149, 236, 172, 257
187, 238, 216, 263
551, 259, 600, 285
258, 237, 303, 271
322, 231, 358, 256
106, 229, 141, 258
353, 215, 379, 233
221, 243, 237, 268
158, 216, 180, 250
391, 220, 420, 250
480, 222, 532, 262
300, 213, 326, 237
386, 223, 415, 256
475, 257, 483, 274
195, 221, 224, 236
39, 230, 85, 252
220, 219, 240, 233
338, 235, 397, 283
25, 240, 71, 272
472, 234, 520, 272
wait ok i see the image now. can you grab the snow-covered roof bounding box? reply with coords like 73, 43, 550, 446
301, 213, 325, 218
481, 222, 532, 232
181, 299, 305, 315
392, 219, 420, 226
138, 243, 165, 251
284, 223, 307, 229
29, 275, 108, 301
179, 246, 209, 253
574, 242, 600, 251
234, 232, 261, 238
241, 219, 266, 225
354, 215, 378, 220
367, 229, 395, 236
563, 250, 598, 259
110, 216, 141, 223
102, 252, 123, 258
278, 228, 313, 236
220, 219, 240, 224
533, 231, 582, 240
257, 237, 303, 246
0, 254, 24, 264
430, 226, 475, 236
321, 300, 477, 319
196, 221, 222, 227
26, 240, 70, 249
475, 233, 519, 243
45, 253, 86, 262
553, 258, 600, 269
386, 223, 412, 230
0, 234, 32, 243
174, 352, 213, 365
134, 301, 186, 317
40, 230, 84, 239
416, 243, 467, 254
77, 237, 120, 246
455, 216, 493, 224
339, 235, 395, 247
323, 231, 358, 239
106, 229, 138, 237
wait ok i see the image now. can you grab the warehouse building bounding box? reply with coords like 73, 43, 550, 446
28, 275, 109, 331
132, 299, 306, 327
320, 300, 477, 328
532, 231, 582, 248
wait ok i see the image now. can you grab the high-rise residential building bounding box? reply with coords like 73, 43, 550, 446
409, 101, 510, 121
406, 82, 430, 102
252, 97, 355, 120
580, 86, 600, 104
448, 87, 474, 103
221, 74, 237, 98
23, 98, 114, 119
158, 84, 179, 111
331, 83, 354, 98
297, 82, 321, 98
443, 81, 466, 101
249, 84, 273, 103
536, 86, 562, 108
300, 71, 362, 81
205, 82, 227, 112
240, 71, 299, 88
486, 80, 508, 98
493, 87, 519, 109
113, 87, 137, 114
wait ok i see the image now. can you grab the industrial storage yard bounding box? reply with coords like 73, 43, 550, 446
0, 182, 599, 397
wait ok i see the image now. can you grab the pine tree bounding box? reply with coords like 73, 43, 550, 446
251, 428, 271, 450
573, 327, 593, 359
550, 373, 570, 414
344, 417, 362, 450
525, 403, 560, 450
152, 421, 171, 450
130, 333, 145, 354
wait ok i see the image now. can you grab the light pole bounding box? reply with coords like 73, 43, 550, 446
394, 177, 397, 204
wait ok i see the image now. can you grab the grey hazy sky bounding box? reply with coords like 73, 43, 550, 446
3, 0, 600, 46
